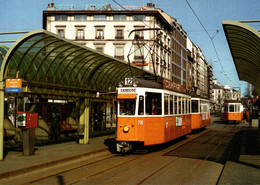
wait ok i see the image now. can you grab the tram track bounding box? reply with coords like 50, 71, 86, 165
14, 129, 209, 185
136, 125, 239, 185
2, 125, 238, 185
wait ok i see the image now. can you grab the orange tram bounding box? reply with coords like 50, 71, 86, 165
191, 98, 211, 130
116, 77, 194, 153
224, 100, 244, 124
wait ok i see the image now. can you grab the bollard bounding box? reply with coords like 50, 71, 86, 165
22, 128, 35, 155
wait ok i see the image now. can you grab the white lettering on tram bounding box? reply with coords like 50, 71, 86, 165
120, 89, 136, 93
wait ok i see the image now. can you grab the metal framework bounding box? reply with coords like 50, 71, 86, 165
0, 29, 154, 160
222, 20, 260, 95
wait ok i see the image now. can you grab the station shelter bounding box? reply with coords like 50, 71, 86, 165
222, 20, 260, 95
223, 20, 260, 125
0, 29, 153, 160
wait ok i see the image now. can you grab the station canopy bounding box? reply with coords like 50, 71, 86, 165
1, 29, 153, 98
223, 20, 260, 95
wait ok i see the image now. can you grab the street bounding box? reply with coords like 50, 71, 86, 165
0, 114, 244, 185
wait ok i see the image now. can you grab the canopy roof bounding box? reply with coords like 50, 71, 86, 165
1, 29, 153, 98
223, 20, 260, 95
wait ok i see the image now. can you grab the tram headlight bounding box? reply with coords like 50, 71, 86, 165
123, 125, 130, 133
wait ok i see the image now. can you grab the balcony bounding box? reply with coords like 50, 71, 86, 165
115, 56, 124, 60
75, 36, 85, 40
115, 36, 124, 40
95, 36, 104, 40
134, 56, 144, 60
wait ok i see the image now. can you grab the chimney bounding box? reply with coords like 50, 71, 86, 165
146, 3, 155, 10
91, 5, 96, 10
47, 3, 55, 10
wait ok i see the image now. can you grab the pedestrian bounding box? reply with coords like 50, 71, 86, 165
245, 109, 249, 123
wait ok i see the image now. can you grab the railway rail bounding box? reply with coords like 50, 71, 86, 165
1, 124, 238, 185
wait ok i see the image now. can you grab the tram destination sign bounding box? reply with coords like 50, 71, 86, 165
163, 79, 186, 94
6, 79, 22, 93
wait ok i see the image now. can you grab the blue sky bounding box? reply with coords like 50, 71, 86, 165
1, 0, 259, 95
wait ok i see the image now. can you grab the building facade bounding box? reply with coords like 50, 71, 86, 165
43, 3, 212, 98
186, 37, 211, 99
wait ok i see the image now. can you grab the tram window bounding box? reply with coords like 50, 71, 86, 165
224, 104, 228, 112
164, 94, 169, 115
186, 99, 189, 114
178, 97, 182, 114
170, 95, 173, 114
229, 104, 235, 112
183, 98, 186, 114
138, 96, 144, 115
145, 92, 162, 115
201, 104, 207, 113
119, 99, 136, 115
191, 100, 199, 113
236, 104, 239, 112
174, 96, 177, 115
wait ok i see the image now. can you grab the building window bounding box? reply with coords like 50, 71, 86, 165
115, 29, 124, 39
96, 47, 104, 53
55, 15, 67, 21
135, 30, 144, 39
134, 46, 144, 59
94, 15, 106, 20
114, 15, 126, 21
96, 29, 104, 39
57, 29, 65, 37
76, 29, 84, 40
115, 47, 124, 60
74, 15, 86, 21
133, 15, 145, 21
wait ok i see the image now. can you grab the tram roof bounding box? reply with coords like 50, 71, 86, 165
222, 20, 260, 95
0, 29, 153, 98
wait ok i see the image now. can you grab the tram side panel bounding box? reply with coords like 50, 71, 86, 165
201, 112, 210, 127
191, 113, 201, 129
117, 116, 191, 146
191, 98, 210, 130
224, 112, 243, 122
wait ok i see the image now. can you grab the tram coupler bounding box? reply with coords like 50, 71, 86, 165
116, 141, 132, 153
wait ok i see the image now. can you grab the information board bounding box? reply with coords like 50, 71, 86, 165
6, 79, 22, 93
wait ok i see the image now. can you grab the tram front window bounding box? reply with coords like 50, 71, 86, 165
119, 99, 136, 115
191, 100, 199, 113
229, 104, 235, 112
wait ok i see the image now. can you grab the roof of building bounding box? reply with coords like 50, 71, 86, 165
213, 83, 222, 90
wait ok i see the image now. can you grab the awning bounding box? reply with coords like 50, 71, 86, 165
222, 20, 260, 95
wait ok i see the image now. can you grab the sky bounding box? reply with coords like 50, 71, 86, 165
1, 0, 259, 95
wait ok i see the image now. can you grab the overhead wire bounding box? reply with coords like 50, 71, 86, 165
112, 0, 169, 77
184, 0, 237, 86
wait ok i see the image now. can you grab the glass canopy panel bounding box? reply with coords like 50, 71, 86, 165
2, 29, 153, 93
223, 20, 260, 94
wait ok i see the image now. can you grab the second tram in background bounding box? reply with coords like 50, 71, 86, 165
191, 98, 210, 130
223, 100, 244, 124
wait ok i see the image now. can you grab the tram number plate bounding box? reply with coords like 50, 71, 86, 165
176, 117, 182, 127
125, 77, 133, 85
138, 120, 143, 125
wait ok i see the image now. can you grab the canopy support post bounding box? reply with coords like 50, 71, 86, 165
0, 81, 4, 160
79, 98, 89, 144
